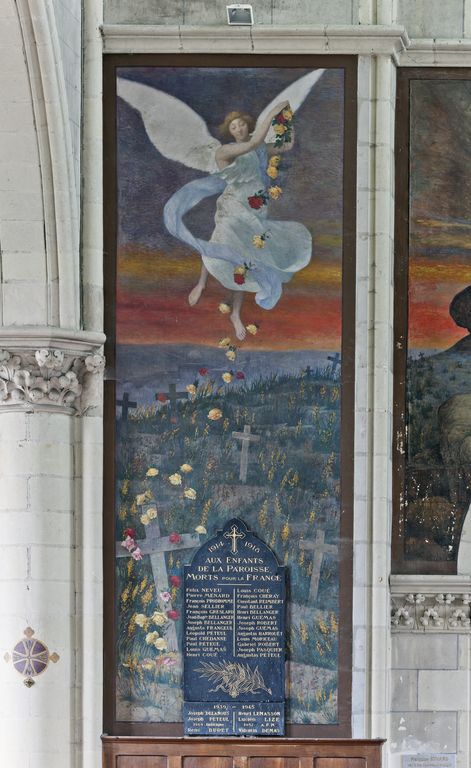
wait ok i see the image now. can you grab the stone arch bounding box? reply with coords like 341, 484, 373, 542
2, 0, 80, 328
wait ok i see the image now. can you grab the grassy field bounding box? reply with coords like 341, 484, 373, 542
115, 364, 341, 723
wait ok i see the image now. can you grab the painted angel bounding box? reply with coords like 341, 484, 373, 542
117, 70, 325, 340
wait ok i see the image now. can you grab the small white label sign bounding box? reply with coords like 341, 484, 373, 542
403, 755, 456, 768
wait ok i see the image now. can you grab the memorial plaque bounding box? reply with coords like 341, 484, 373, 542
183, 517, 286, 736
403, 756, 456, 768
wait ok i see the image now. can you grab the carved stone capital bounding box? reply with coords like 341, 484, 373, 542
390, 575, 471, 633
0, 331, 105, 415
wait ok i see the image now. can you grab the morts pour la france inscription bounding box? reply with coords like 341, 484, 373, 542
183, 518, 286, 736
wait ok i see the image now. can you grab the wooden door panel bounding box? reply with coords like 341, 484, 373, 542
315, 760, 366, 768
117, 758, 167, 767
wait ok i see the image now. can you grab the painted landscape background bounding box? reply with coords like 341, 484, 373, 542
403, 78, 471, 566
115, 66, 345, 724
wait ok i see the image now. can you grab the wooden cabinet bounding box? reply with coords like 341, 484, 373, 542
103, 738, 384, 768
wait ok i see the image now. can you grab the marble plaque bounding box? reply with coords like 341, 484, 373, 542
183, 517, 286, 736
403, 756, 456, 768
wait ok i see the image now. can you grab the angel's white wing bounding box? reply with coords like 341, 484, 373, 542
255, 69, 326, 144
117, 78, 221, 173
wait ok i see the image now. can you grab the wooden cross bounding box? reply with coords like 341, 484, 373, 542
117, 392, 137, 437
156, 383, 188, 413
327, 352, 341, 374
299, 529, 338, 603
231, 425, 260, 483
116, 502, 200, 651
224, 524, 245, 553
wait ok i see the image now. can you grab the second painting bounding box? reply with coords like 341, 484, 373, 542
105, 55, 356, 735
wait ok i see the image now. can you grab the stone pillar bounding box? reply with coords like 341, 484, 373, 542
0, 339, 104, 766
0, 1, 104, 766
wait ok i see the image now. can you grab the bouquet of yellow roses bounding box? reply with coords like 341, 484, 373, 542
271, 104, 294, 147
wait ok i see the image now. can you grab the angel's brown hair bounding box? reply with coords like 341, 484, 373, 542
219, 111, 255, 140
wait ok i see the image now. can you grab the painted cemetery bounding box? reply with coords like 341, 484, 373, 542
115, 352, 341, 725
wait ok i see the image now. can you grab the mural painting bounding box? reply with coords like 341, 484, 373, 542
394, 71, 471, 572
106, 59, 354, 732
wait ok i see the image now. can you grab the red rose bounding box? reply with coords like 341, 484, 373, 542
234, 273, 245, 285
156, 393, 167, 403
167, 609, 180, 621
124, 527, 136, 539
169, 532, 182, 544
248, 195, 263, 210
170, 575, 181, 587
236, 371, 245, 380
199, 367, 208, 376
276, 113, 286, 123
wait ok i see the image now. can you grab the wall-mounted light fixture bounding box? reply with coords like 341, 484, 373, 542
226, 5, 254, 25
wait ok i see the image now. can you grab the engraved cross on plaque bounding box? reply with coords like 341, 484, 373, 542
224, 524, 245, 553
116, 503, 200, 650
231, 424, 260, 483
299, 529, 338, 603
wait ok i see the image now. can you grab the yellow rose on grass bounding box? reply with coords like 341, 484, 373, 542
154, 637, 168, 651
208, 408, 223, 421
268, 186, 282, 200
169, 472, 182, 486
186, 384, 197, 396
146, 467, 159, 477
252, 235, 265, 249
140, 513, 150, 525
218, 337, 231, 348
135, 613, 149, 628
246, 324, 258, 335
180, 463, 193, 473
274, 123, 287, 136
136, 491, 151, 506
152, 611, 167, 626
195, 525, 207, 535
147, 507, 157, 520
184, 488, 197, 500
225, 349, 236, 362
145, 631, 159, 645
222, 372, 233, 383
141, 660, 154, 671
218, 302, 231, 314
267, 165, 278, 180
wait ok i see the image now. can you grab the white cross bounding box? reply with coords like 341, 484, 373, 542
300, 529, 338, 603
116, 503, 200, 650
231, 425, 260, 483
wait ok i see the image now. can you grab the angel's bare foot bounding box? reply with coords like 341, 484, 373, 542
231, 312, 246, 340
188, 283, 205, 306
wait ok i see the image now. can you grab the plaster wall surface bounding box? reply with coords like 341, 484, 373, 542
104, 0, 358, 25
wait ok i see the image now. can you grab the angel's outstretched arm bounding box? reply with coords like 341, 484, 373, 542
216, 100, 289, 167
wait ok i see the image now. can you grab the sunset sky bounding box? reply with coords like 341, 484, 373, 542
408, 79, 471, 350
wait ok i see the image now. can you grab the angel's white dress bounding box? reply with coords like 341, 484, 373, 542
164, 146, 312, 309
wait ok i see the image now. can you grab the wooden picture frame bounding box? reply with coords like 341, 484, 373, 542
103, 53, 357, 738
393, 68, 471, 574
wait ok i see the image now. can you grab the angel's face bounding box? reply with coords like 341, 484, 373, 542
229, 117, 249, 143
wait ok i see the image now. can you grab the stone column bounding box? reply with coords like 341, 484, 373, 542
0, 338, 104, 767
